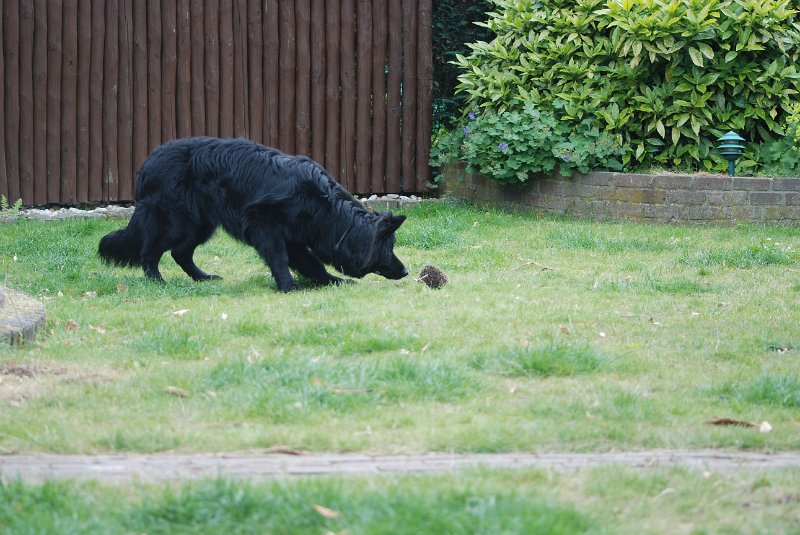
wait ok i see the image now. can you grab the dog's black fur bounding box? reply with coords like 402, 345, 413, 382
98, 137, 408, 291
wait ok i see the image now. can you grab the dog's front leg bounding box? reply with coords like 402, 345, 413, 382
248, 230, 297, 292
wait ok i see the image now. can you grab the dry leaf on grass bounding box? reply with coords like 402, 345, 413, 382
116, 283, 127, 293
65, 319, 80, 331
163, 386, 190, 398
312, 504, 341, 519
173, 309, 190, 317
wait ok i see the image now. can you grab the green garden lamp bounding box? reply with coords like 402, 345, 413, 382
717, 131, 746, 176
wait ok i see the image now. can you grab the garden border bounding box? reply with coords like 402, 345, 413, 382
441, 164, 800, 224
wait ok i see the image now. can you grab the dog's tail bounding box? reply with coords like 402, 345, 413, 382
98, 221, 144, 268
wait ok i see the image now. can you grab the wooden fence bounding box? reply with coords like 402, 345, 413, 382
0, 0, 433, 206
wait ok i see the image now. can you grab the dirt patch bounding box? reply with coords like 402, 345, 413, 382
0, 362, 116, 406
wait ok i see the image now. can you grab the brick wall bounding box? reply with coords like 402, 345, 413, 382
442, 164, 800, 223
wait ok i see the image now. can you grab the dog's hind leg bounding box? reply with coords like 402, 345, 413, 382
287, 243, 345, 286
171, 225, 221, 281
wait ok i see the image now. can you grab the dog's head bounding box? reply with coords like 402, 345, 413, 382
364, 212, 408, 280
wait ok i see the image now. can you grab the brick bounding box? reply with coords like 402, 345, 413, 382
643, 204, 671, 221
707, 191, 748, 206
613, 173, 655, 188
723, 205, 760, 221
693, 175, 732, 190
667, 190, 706, 205
654, 174, 692, 189
539, 180, 567, 195
582, 172, 614, 186
787, 192, 800, 206
772, 178, 800, 191
749, 192, 784, 205
763, 205, 800, 221
732, 177, 770, 191
612, 201, 645, 220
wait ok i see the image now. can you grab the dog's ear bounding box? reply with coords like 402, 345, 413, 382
388, 214, 406, 231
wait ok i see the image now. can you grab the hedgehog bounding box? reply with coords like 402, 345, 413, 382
417, 264, 448, 289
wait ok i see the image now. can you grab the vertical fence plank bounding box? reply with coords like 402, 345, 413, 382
310, 0, 325, 164
132, 0, 148, 174
4, 0, 21, 202
147, 0, 162, 148
295, 0, 311, 156
161, 0, 177, 142
0, 2, 6, 202
416, 0, 432, 192
218, 0, 234, 138
18, 2, 34, 204
339, 0, 356, 188
177, 0, 192, 138
117, 0, 133, 201
278, 1, 295, 153
204, 0, 219, 136
88, 0, 104, 201
233, 0, 248, 138
61, 0, 78, 204
401, 0, 418, 193
355, 0, 372, 193
103, 0, 119, 201
324, 0, 340, 175
76, 0, 91, 202
370, 0, 388, 193
263, 0, 279, 147
385, 0, 402, 193
190, 0, 205, 136
46, 0, 62, 202
247, 0, 262, 143
294, 0, 311, 156
32, 0, 48, 204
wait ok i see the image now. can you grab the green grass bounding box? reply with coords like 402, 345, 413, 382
3, 467, 800, 534
1, 205, 799, 453
3, 204, 800, 531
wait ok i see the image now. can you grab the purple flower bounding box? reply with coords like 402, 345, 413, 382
467, 111, 476, 120
498, 142, 509, 151
463, 127, 470, 137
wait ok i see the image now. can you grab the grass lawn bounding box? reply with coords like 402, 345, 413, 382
1, 202, 799, 533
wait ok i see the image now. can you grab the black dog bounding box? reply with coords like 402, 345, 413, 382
98, 137, 408, 291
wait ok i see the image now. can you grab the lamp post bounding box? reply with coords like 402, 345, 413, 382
717, 131, 746, 176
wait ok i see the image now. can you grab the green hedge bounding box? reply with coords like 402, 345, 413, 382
453, 0, 800, 173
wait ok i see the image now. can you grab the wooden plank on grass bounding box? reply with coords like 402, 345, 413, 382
218, 0, 234, 138
161, 0, 177, 142
61, 0, 79, 204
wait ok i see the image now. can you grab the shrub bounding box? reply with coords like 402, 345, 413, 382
430, 102, 624, 182
453, 0, 800, 173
